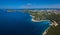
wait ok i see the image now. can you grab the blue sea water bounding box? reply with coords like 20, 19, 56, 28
0, 10, 51, 35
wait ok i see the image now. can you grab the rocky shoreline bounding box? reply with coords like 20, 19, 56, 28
43, 20, 58, 35
30, 15, 58, 35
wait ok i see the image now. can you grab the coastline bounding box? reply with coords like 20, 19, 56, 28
30, 15, 52, 35
42, 24, 51, 35
31, 18, 51, 35
30, 15, 58, 35
31, 16, 52, 35
30, 15, 40, 22
42, 20, 58, 35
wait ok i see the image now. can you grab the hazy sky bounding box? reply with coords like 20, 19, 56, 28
0, 0, 60, 9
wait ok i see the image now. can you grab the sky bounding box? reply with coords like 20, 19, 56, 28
0, 0, 60, 9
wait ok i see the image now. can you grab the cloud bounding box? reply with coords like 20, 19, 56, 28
27, 3, 32, 6
0, 4, 60, 9
19, 4, 60, 8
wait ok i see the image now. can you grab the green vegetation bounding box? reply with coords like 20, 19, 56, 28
46, 14, 60, 35
24, 10, 60, 35
24, 10, 48, 20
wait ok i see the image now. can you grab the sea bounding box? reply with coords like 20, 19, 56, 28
0, 9, 51, 35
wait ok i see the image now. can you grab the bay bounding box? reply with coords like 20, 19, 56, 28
0, 11, 51, 35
